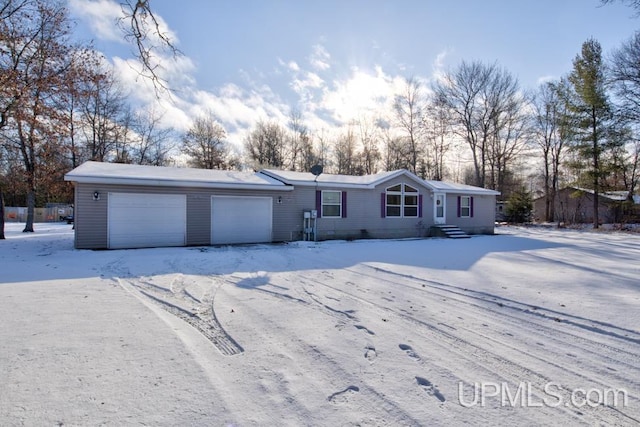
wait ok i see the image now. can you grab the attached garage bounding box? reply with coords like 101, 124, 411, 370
108, 193, 186, 249
211, 196, 272, 245
64, 162, 292, 249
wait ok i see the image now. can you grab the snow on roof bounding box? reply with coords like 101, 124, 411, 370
424, 179, 501, 195
65, 162, 501, 195
260, 169, 417, 188
261, 168, 499, 194
64, 161, 291, 191
571, 187, 636, 202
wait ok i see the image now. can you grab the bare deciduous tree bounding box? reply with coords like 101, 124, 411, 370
433, 60, 525, 190
610, 32, 640, 140
422, 96, 453, 180
79, 66, 128, 163
1, 0, 76, 232
333, 127, 358, 175
130, 108, 175, 166
379, 118, 412, 171
286, 109, 317, 171
182, 113, 232, 169
354, 116, 381, 175
393, 77, 424, 174
486, 83, 530, 195
531, 80, 569, 221
244, 120, 287, 169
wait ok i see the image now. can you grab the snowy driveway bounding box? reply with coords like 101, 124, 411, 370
0, 224, 639, 426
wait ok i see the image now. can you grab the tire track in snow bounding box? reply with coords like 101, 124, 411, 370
346, 264, 640, 410
353, 264, 640, 378
296, 268, 637, 425
120, 276, 243, 356
215, 276, 427, 426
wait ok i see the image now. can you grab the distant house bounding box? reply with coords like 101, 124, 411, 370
533, 186, 640, 224
64, 161, 500, 249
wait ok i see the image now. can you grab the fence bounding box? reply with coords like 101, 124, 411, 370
4, 206, 73, 223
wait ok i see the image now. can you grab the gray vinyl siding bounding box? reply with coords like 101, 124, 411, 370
290, 176, 434, 241
186, 193, 210, 246
445, 193, 496, 234
71, 176, 495, 249
72, 182, 296, 249
74, 184, 108, 249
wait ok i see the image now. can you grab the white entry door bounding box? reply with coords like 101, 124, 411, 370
211, 196, 273, 244
434, 193, 446, 224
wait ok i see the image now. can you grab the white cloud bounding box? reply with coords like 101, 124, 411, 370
309, 44, 331, 71
69, 0, 124, 42
291, 71, 324, 96
91, 26, 428, 159
317, 65, 405, 125
431, 49, 450, 83
536, 75, 557, 86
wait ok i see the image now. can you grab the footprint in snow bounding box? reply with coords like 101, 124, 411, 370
364, 346, 377, 362
354, 324, 375, 335
399, 344, 421, 362
416, 376, 446, 402
328, 386, 360, 404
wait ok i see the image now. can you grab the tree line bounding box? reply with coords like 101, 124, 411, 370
2, 0, 640, 237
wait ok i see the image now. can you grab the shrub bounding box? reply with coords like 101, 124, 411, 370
505, 187, 533, 223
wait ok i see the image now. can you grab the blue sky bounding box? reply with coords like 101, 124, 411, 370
69, 0, 639, 150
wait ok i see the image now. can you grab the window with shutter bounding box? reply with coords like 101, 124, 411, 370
321, 190, 342, 218
460, 196, 471, 217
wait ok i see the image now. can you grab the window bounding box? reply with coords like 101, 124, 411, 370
460, 196, 471, 217
386, 184, 419, 218
322, 190, 341, 218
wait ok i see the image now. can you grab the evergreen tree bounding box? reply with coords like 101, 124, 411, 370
505, 187, 533, 223
565, 39, 617, 228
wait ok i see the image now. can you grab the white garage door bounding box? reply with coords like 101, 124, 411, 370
108, 193, 186, 249
211, 196, 272, 245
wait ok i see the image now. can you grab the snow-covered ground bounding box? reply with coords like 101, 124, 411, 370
0, 223, 638, 426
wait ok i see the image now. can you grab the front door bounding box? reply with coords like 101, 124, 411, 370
434, 193, 446, 224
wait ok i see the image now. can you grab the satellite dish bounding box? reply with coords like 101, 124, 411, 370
310, 164, 323, 176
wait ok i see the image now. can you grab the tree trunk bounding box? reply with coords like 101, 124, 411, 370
0, 190, 5, 240
23, 188, 35, 233
592, 108, 599, 229
543, 150, 551, 222
551, 155, 560, 222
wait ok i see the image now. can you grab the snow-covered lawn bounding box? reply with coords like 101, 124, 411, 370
0, 223, 638, 426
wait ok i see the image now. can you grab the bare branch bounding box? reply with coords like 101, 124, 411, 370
600, 0, 640, 16
118, 0, 182, 95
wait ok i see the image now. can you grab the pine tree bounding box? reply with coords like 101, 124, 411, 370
505, 187, 533, 223
565, 39, 616, 228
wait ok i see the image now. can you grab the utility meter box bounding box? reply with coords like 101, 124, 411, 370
304, 211, 311, 219
311, 210, 317, 218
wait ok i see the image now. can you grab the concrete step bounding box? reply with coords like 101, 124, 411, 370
430, 225, 471, 239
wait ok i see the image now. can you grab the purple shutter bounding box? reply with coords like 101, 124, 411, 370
470, 196, 474, 217
381, 193, 386, 218
418, 194, 423, 218
341, 191, 347, 218
316, 190, 322, 217
457, 196, 461, 217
